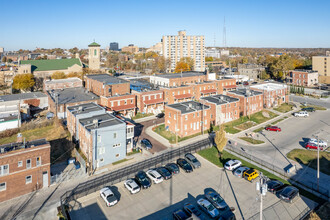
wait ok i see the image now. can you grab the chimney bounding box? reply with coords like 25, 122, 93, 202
17, 133, 23, 143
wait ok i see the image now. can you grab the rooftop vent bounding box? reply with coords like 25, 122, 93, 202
93, 119, 99, 128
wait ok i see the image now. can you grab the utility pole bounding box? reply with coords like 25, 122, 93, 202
256, 173, 267, 220
317, 136, 320, 192
202, 103, 204, 135
176, 111, 178, 146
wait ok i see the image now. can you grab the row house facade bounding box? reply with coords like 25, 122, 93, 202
0, 139, 50, 202
228, 89, 264, 116
100, 94, 136, 118
165, 101, 211, 137
250, 83, 288, 108
288, 70, 318, 87
132, 90, 165, 114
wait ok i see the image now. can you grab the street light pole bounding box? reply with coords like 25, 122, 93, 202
317, 136, 320, 192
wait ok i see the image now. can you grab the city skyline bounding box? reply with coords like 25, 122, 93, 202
1, 0, 330, 50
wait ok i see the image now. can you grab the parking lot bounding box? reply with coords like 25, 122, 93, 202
69, 154, 317, 220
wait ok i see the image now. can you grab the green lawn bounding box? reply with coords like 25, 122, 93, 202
287, 149, 330, 175
271, 118, 284, 125
239, 137, 265, 144
112, 158, 133, 165
253, 127, 265, 133
132, 112, 154, 120
127, 149, 140, 156
300, 105, 327, 111
273, 103, 294, 113
153, 124, 203, 144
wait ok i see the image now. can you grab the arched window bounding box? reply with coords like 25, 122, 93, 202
94, 49, 97, 56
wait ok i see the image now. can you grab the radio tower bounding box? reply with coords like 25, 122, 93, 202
223, 17, 227, 48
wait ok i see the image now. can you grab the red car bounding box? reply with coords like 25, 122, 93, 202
265, 126, 281, 132
305, 142, 324, 150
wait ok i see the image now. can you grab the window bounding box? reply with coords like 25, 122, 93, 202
169, 112, 171, 118
36, 157, 41, 167
113, 133, 117, 139
113, 143, 121, 148
18, 161, 23, 167
184, 125, 187, 130
0, 165, 9, 176
174, 114, 176, 120
26, 175, 32, 184
125, 100, 127, 104
116, 154, 120, 158
26, 159, 31, 169
0, 183, 6, 192
99, 147, 105, 155
94, 49, 97, 56
131, 99, 133, 104
117, 101, 120, 106
185, 115, 188, 121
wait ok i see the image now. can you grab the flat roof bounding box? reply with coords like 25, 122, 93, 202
44, 77, 82, 85
85, 74, 129, 85
79, 113, 125, 130
167, 101, 210, 114
48, 87, 99, 104
201, 95, 239, 105
0, 92, 47, 102
0, 139, 48, 155
229, 89, 263, 97
290, 69, 318, 73
250, 83, 287, 91
67, 102, 104, 116
153, 71, 205, 79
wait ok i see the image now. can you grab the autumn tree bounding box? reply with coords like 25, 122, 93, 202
180, 57, 194, 70
1, 57, 6, 62
174, 61, 190, 73
269, 55, 295, 79
205, 57, 214, 62
214, 125, 227, 159
51, 71, 67, 79
12, 74, 35, 92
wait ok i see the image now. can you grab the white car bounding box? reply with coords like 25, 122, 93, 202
224, 159, 242, 171
294, 111, 309, 117
124, 179, 141, 194
146, 169, 163, 184
100, 187, 118, 207
197, 198, 219, 218
309, 138, 328, 147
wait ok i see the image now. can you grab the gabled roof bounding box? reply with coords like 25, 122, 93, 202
20, 58, 82, 72
88, 42, 100, 47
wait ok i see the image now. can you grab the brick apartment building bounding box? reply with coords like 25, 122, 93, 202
43, 77, 83, 92
0, 139, 50, 202
132, 90, 165, 114
47, 87, 99, 118
200, 95, 240, 125
78, 113, 127, 171
85, 74, 130, 97
288, 70, 318, 87
165, 101, 211, 137
150, 71, 208, 87
228, 89, 263, 116
250, 83, 288, 108
100, 94, 136, 117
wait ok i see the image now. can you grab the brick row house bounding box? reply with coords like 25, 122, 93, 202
227, 89, 264, 116
132, 90, 165, 114
0, 139, 50, 202
288, 70, 318, 87
250, 83, 288, 108
100, 94, 136, 118
165, 101, 211, 137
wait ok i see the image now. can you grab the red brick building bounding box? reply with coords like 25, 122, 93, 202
43, 77, 82, 92
100, 94, 136, 117
85, 74, 130, 97
165, 101, 211, 137
250, 83, 288, 108
288, 70, 318, 87
228, 89, 264, 116
200, 95, 240, 125
132, 90, 165, 114
150, 71, 208, 87
0, 139, 50, 202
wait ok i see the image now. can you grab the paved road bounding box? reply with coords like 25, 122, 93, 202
134, 117, 168, 154
290, 95, 330, 109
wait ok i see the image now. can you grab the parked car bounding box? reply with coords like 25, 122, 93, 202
233, 167, 249, 178
146, 169, 164, 184
218, 210, 236, 220
308, 138, 328, 147
205, 191, 229, 211
224, 160, 242, 171
265, 126, 281, 132
252, 81, 258, 85
156, 167, 172, 180
243, 81, 249, 86
99, 187, 118, 207
197, 198, 219, 218
294, 111, 309, 117
165, 163, 180, 174
301, 107, 315, 112
124, 179, 140, 194
185, 153, 201, 168
135, 171, 151, 189
243, 169, 259, 182
267, 180, 285, 194
183, 203, 202, 217
173, 209, 192, 220
279, 186, 299, 203
156, 112, 165, 118
177, 158, 193, 173
140, 139, 152, 150
305, 142, 324, 150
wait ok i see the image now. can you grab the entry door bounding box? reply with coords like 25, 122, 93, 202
43, 171, 48, 188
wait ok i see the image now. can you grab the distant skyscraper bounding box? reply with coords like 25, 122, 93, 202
162, 31, 205, 72
110, 42, 119, 51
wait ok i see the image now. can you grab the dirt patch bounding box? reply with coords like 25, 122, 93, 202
262, 111, 270, 118
235, 121, 257, 130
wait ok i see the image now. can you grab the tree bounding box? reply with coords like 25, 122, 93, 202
214, 125, 227, 157
1, 56, 7, 62
179, 57, 194, 70
12, 74, 35, 92
51, 71, 67, 79
174, 61, 190, 73
269, 55, 295, 79
205, 57, 214, 62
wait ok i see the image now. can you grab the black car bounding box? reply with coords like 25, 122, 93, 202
173, 209, 192, 220
219, 209, 236, 220
302, 107, 315, 112
156, 167, 172, 180
183, 203, 202, 217
156, 112, 165, 118
279, 186, 299, 203
165, 163, 180, 174
177, 158, 193, 173
140, 139, 152, 150
267, 180, 285, 194
135, 171, 151, 189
